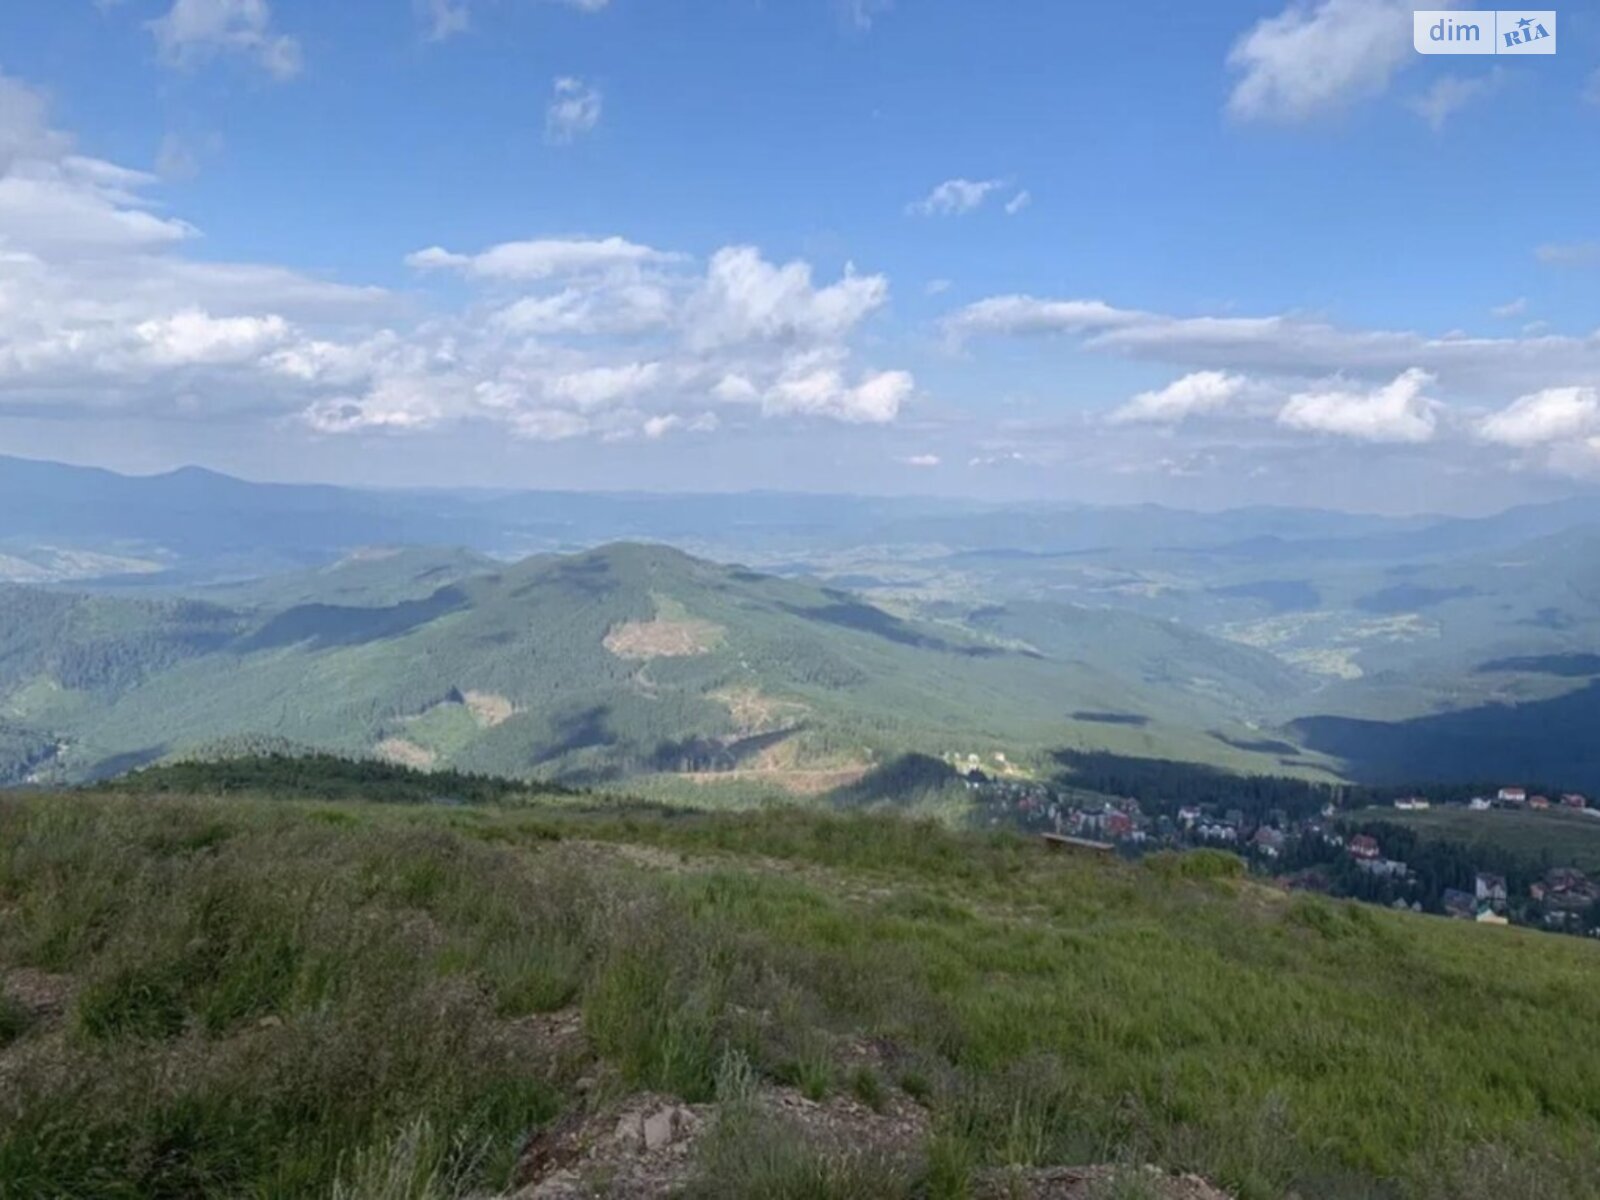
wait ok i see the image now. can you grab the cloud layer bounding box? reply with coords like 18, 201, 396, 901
0, 72, 911, 445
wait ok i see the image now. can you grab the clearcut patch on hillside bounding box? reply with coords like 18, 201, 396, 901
603, 618, 723, 660
712, 686, 808, 734
375, 737, 437, 769
463, 690, 517, 728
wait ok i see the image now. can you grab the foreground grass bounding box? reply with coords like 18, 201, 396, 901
1, 793, 1598, 1198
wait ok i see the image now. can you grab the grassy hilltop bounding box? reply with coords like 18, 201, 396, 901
3, 776, 1599, 1199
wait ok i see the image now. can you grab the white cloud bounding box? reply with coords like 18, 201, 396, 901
684, 246, 889, 351
1478, 387, 1600, 447
546, 362, 662, 410
1004, 190, 1032, 216
642, 411, 718, 439
761, 354, 912, 424
1227, 0, 1413, 122
417, 0, 471, 41
900, 453, 941, 467
0, 69, 907, 446
1535, 242, 1600, 267
944, 293, 1600, 398
147, 0, 302, 79
1109, 371, 1248, 425
1409, 71, 1500, 131
406, 236, 670, 280
1277, 368, 1440, 443
545, 77, 603, 144
839, 0, 892, 30
924, 278, 952, 296
134, 310, 290, 366
908, 178, 1006, 217
1490, 297, 1527, 319
416, 0, 610, 40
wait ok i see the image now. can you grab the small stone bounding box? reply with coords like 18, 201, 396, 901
641, 1108, 677, 1151
613, 1115, 640, 1147
641, 1106, 695, 1151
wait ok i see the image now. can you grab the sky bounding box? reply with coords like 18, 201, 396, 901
1, 0, 1599, 513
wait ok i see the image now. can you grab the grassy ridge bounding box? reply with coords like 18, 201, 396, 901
1350, 804, 1600, 875
2, 792, 1599, 1198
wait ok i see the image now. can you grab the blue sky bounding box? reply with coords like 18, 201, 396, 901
1, 0, 1598, 512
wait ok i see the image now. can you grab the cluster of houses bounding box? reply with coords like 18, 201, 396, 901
965, 767, 1600, 937
1481, 786, 1594, 814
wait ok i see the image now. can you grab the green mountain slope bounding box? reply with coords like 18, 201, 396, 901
0, 544, 1322, 790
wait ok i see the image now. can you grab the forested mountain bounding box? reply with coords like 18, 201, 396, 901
0, 543, 1317, 790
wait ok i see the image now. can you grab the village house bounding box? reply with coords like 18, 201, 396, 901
1348, 833, 1381, 861
1530, 795, 1552, 811
1196, 820, 1239, 844
1468, 797, 1492, 811
1475, 908, 1509, 926
1443, 889, 1476, 919
1562, 793, 1588, 810
1252, 826, 1286, 858
1356, 857, 1407, 879
1475, 873, 1508, 912
1497, 787, 1527, 805
1176, 805, 1203, 828
1393, 796, 1430, 811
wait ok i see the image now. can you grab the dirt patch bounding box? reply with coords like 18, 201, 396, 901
463, 690, 516, 728
974, 1165, 1233, 1199
711, 686, 807, 735
508, 1084, 928, 1199
603, 619, 723, 660
2, 968, 74, 1020
375, 738, 437, 770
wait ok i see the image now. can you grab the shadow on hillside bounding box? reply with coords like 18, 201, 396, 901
781, 593, 1011, 657
1293, 681, 1600, 791
238, 587, 468, 651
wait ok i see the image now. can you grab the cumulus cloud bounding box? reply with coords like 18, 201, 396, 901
1535, 242, 1600, 267
406, 236, 672, 280
1478, 387, 1600, 447
1227, 0, 1413, 122
417, 0, 471, 41
839, 0, 892, 30
0, 69, 907, 447
417, 0, 610, 41
1409, 71, 1500, 131
545, 77, 602, 144
908, 178, 1007, 217
147, 0, 302, 79
943, 293, 1600, 399
1277, 368, 1441, 443
760, 354, 912, 423
683, 247, 889, 350
1109, 371, 1248, 425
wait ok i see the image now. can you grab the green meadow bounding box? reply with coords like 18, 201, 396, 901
3, 787, 1599, 1199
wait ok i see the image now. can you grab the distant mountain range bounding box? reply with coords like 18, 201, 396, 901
6, 452, 1598, 586
5, 453, 1600, 793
